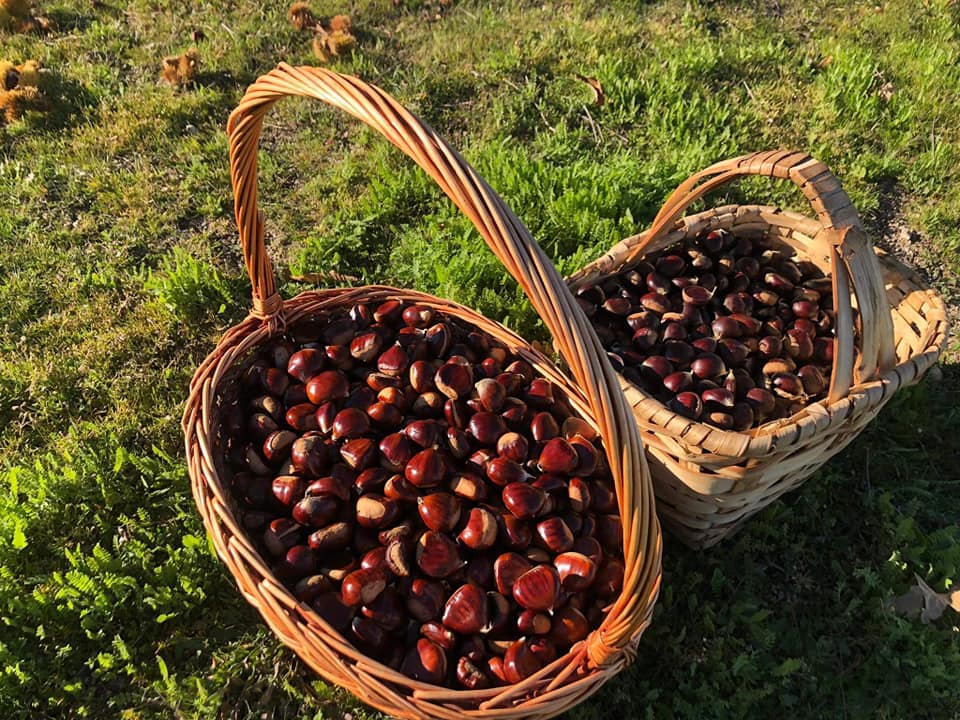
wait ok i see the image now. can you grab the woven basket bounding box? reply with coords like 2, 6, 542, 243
183, 64, 662, 718
567, 150, 949, 550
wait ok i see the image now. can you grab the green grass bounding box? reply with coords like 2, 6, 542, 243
1, 0, 958, 717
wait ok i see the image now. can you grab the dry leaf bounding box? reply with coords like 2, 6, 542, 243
878, 81, 894, 103
888, 574, 958, 624
816, 55, 833, 69
575, 74, 605, 107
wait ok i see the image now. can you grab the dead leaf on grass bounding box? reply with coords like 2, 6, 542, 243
888, 573, 959, 624
575, 74, 605, 107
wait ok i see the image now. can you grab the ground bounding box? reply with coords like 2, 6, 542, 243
0, 0, 958, 718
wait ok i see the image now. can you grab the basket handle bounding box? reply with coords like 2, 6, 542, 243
621, 150, 896, 403
227, 64, 659, 668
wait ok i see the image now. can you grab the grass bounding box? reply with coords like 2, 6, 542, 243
1, 0, 958, 717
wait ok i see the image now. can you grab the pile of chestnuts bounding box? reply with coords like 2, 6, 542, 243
222, 299, 624, 689
576, 228, 837, 430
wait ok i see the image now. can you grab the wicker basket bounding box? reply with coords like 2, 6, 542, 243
567, 150, 949, 550
182, 64, 662, 718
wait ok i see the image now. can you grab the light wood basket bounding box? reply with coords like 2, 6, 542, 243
182, 64, 662, 718
567, 150, 949, 550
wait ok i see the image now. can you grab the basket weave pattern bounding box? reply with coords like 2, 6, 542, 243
567, 151, 949, 549
183, 64, 662, 718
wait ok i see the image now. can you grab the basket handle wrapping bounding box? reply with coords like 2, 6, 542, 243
227, 64, 660, 669
620, 150, 897, 404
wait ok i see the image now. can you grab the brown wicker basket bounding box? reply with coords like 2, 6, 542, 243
567, 150, 949, 550
182, 64, 662, 718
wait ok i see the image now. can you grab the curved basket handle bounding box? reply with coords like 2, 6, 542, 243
620, 150, 896, 403
227, 64, 659, 668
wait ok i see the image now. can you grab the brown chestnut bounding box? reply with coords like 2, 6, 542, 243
442, 583, 489, 635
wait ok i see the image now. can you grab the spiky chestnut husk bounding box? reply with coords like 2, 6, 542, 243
0, 61, 17, 90
17, 60, 40, 88
288, 2, 316, 31
0, 0, 31, 20
0, 86, 44, 123
312, 32, 332, 63
160, 48, 200, 87
326, 29, 357, 57
329, 14, 351, 32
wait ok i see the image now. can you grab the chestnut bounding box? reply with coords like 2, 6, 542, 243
486, 456, 529, 486
458, 507, 498, 550
671, 391, 703, 420
307, 521, 352, 552
502, 482, 547, 519
496, 431, 529, 463
305, 370, 349, 404
361, 587, 406, 632
287, 348, 325, 383
416, 531, 464, 578
467, 412, 507, 446
406, 578, 446, 622
367, 401, 403, 428
550, 606, 590, 647
417, 492, 461, 533
435, 361, 473, 400
340, 437, 377, 471
292, 494, 339, 528
310, 591, 356, 633
525, 378, 555, 408
498, 512, 534, 550
537, 437, 579, 475
691, 353, 726, 380
379, 432, 415, 472
401, 638, 447, 685
503, 638, 543, 683
493, 552, 533, 596
535, 517, 575, 553
385, 537, 413, 577
263, 518, 303, 557
405, 448, 448, 488
456, 656, 491, 690
331, 408, 371, 441
513, 565, 560, 611
442, 583, 489, 635
554, 551, 597, 592
341, 567, 387, 607
356, 494, 400, 529
448, 472, 487, 502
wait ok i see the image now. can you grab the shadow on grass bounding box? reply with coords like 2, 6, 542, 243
42, 7, 96, 32
37, 73, 98, 131
196, 69, 257, 94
